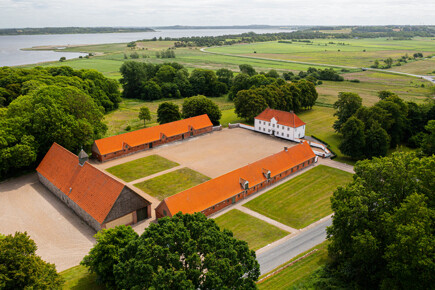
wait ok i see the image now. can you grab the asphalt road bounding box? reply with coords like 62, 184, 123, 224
257, 218, 332, 275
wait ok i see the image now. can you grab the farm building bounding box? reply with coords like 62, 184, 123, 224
155, 142, 317, 218
254, 108, 306, 141
92, 114, 213, 162
37, 143, 151, 231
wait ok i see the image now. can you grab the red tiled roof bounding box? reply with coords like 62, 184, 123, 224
160, 142, 315, 216
36, 143, 125, 224
255, 108, 305, 128
94, 114, 213, 155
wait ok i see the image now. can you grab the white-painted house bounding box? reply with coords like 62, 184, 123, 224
254, 108, 306, 141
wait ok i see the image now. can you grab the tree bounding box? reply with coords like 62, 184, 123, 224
265, 69, 279, 79
0, 232, 64, 289
338, 116, 365, 158
141, 80, 162, 101
182, 95, 221, 125
113, 213, 260, 289
239, 64, 257, 76
216, 68, 234, 88
81, 226, 138, 288
138, 106, 151, 127
378, 90, 398, 100
421, 120, 435, 155
189, 69, 220, 97
296, 79, 318, 109
234, 89, 268, 121
157, 102, 181, 124
327, 153, 435, 289
375, 95, 408, 147
384, 57, 393, 68
364, 121, 390, 158
229, 73, 251, 100
333, 92, 362, 132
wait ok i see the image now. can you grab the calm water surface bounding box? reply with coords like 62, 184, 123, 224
0, 29, 293, 66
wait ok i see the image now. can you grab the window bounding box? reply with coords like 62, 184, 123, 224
287, 127, 289, 131
287, 134, 289, 137
282, 132, 284, 136
259, 127, 261, 130
277, 125, 279, 129
263, 128, 265, 131
273, 124, 275, 127
163, 210, 167, 216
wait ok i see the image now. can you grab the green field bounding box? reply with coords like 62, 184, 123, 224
106, 154, 179, 182
214, 209, 289, 251
208, 38, 435, 68
244, 165, 353, 229
258, 241, 329, 289
60, 265, 103, 290
134, 167, 210, 200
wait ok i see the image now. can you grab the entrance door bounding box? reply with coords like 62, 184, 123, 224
137, 207, 148, 222
182, 135, 184, 140
232, 196, 236, 204
149, 143, 153, 149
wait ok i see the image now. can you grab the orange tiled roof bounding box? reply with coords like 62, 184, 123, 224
255, 108, 305, 128
161, 142, 315, 216
94, 114, 213, 155
36, 143, 126, 224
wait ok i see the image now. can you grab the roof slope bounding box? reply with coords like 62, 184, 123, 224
94, 114, 213, 155
36, 143, 125, 224
162, 142, 315, 215
255, 108, 305, 128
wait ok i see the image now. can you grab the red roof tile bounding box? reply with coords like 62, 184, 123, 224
94, 114, 213, 155
36, 143, 126, 224
160, 142, 315, 216
255, 108, 305, 128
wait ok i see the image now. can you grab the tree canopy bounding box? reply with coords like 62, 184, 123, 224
333, 92, 362, 133
157, 102, 182, 124
82, 213, 260, 289
138, 106, 151, 127
0, 232, 64, 289
182, 95, 222, 125
326, 152, 435, 289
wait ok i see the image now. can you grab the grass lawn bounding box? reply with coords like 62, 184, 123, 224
134, 167, 210, 200
214, 209, 289, 251
244, 165, 353, 229
106, 155, 179, 182
257, 241, 329, 289
60, 265, 104, 290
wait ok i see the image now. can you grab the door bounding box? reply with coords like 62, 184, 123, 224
232, 196, 236, 204
149, 142, 153, 149
137, 207, 148, 222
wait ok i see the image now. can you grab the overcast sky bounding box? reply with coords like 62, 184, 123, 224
0, 0, 434, 28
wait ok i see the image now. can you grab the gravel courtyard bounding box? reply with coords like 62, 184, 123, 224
95, 128, 297, 178
0, 174, 96, 272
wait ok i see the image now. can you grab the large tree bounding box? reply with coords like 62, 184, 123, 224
333, 92, 362, 133
0, 232, 64, 289
363, 121, 390, 158
338, 116, 365, 158
113, 213, 260, 289
239, 64, 257, 76
157, 102, 181, 124
189, 69, 221, 97
182, 95, 221, 125
81, 226, 138, 288
138, 106, 151, 127
327, 152, 435, 289
234, 89, 268, 121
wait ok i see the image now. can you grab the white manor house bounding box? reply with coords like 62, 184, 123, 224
254, 108, 306, 141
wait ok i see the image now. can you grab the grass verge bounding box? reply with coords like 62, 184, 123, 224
214, 209, 289, 251
106, 154, 179, 182
244, 165, 352, 229
257, 241, 329, 289
134, 167, 210, 200
60, 265, 104, 290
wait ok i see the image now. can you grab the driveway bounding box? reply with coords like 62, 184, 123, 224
0, 174, 95, 272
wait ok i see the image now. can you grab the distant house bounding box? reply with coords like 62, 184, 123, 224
254, 108, 306, 141
155, 142, 316, 218
92, 114, 213, 162
37, 143, 151, 231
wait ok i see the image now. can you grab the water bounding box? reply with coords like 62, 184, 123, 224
0, 28, 293, 67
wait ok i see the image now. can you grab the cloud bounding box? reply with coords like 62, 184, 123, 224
0, 0, 434, 27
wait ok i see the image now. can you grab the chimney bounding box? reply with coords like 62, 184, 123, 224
284, 147, 288, 152
78, 148, 89, 166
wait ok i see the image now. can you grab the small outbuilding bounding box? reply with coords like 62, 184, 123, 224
37, 143, 151, 231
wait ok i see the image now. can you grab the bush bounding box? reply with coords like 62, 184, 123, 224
59, 57, 66, 62
125, 125, 131, 131
349, 79, 360, 83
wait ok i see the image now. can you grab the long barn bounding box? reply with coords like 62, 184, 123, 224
37, 143, 151, 231
92, 114, 213, 162
155, 142, 317, 218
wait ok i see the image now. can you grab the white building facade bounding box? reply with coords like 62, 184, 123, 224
254, 108, 306, 141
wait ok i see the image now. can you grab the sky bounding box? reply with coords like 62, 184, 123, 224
0, 0, 434, 28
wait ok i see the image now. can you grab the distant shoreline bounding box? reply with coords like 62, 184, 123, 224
0, 27, 155, 36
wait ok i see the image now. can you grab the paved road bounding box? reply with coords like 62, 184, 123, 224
257, 217, 332, 275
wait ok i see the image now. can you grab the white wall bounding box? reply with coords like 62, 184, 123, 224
255, 118, 306, 141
